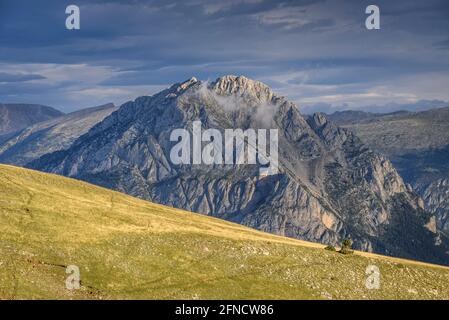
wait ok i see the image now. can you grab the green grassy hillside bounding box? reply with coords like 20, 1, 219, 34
0, 164, 448, 300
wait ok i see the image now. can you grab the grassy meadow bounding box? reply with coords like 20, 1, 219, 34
0, 164, 448, 300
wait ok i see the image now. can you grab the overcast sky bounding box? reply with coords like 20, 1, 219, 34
0, 0, 449, 113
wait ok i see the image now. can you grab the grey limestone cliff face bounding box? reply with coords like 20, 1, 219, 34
28, 76, 449, 265
420, 179, 449, 233
329, 108, 449, 238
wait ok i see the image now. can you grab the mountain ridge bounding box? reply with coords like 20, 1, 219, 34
0, 103, 64, 136
26, 76, 449, 265
328, 107, 449, 236
0, 103, 117, 166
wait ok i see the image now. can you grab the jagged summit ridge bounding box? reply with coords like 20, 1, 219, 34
175, 77, 200, 91
164, 75, 283, 108
211, 75, 277, 104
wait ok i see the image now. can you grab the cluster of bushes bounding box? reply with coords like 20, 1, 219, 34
324, 238, 354, 255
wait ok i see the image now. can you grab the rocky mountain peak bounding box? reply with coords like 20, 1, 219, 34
308, 112, 329, 129
26, 76, 449, 266
164, 77, 201, 98
211, 75, 277, 104
179, 77, 199, 90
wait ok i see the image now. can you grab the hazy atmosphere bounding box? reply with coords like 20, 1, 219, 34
1, 0, 449, 113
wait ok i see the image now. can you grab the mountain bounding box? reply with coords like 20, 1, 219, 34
328, 107, 449, 234
0, 103, 64, 136
0, 103, 117, 166
326, 110, 410, 125
1, 164, 449, 299
28, 76, 449, 265
328, 108, 449, 155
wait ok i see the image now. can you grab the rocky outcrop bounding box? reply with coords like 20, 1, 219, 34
28, 76, 449, 265
329, 108, 449, 239
420, 179, 449, 233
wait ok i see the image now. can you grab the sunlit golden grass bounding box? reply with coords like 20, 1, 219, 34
1, 164, 448, 300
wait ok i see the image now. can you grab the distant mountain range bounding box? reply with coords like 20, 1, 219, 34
0, 103, 63, 137
14, 75, 447, 265
0, 103, 117, 166
328, 107, 449, 235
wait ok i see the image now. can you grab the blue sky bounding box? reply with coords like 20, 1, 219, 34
0, 0, 449, 113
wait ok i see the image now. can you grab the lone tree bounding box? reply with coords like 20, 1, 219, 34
339, 238, 354, 255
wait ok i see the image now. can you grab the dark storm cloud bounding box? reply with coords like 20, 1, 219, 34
434, 39, 449, 50
0, 72, 46, 83
0, 0, 448, 111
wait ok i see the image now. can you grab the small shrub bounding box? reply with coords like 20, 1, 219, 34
342, 238, 352, 248
324, 245, 336, 252
339, 247, 354, 255
339, 238, 354, 255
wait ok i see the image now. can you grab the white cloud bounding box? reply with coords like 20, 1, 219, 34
202, 0, 264, 15
0, 63, 168, 111
261, 69, 449, 112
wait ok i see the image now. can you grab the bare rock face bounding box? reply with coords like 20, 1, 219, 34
421, 179, 449, 233
212, 75, 275, 104
28, 76, 449, 265
329, 108, 449, 240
